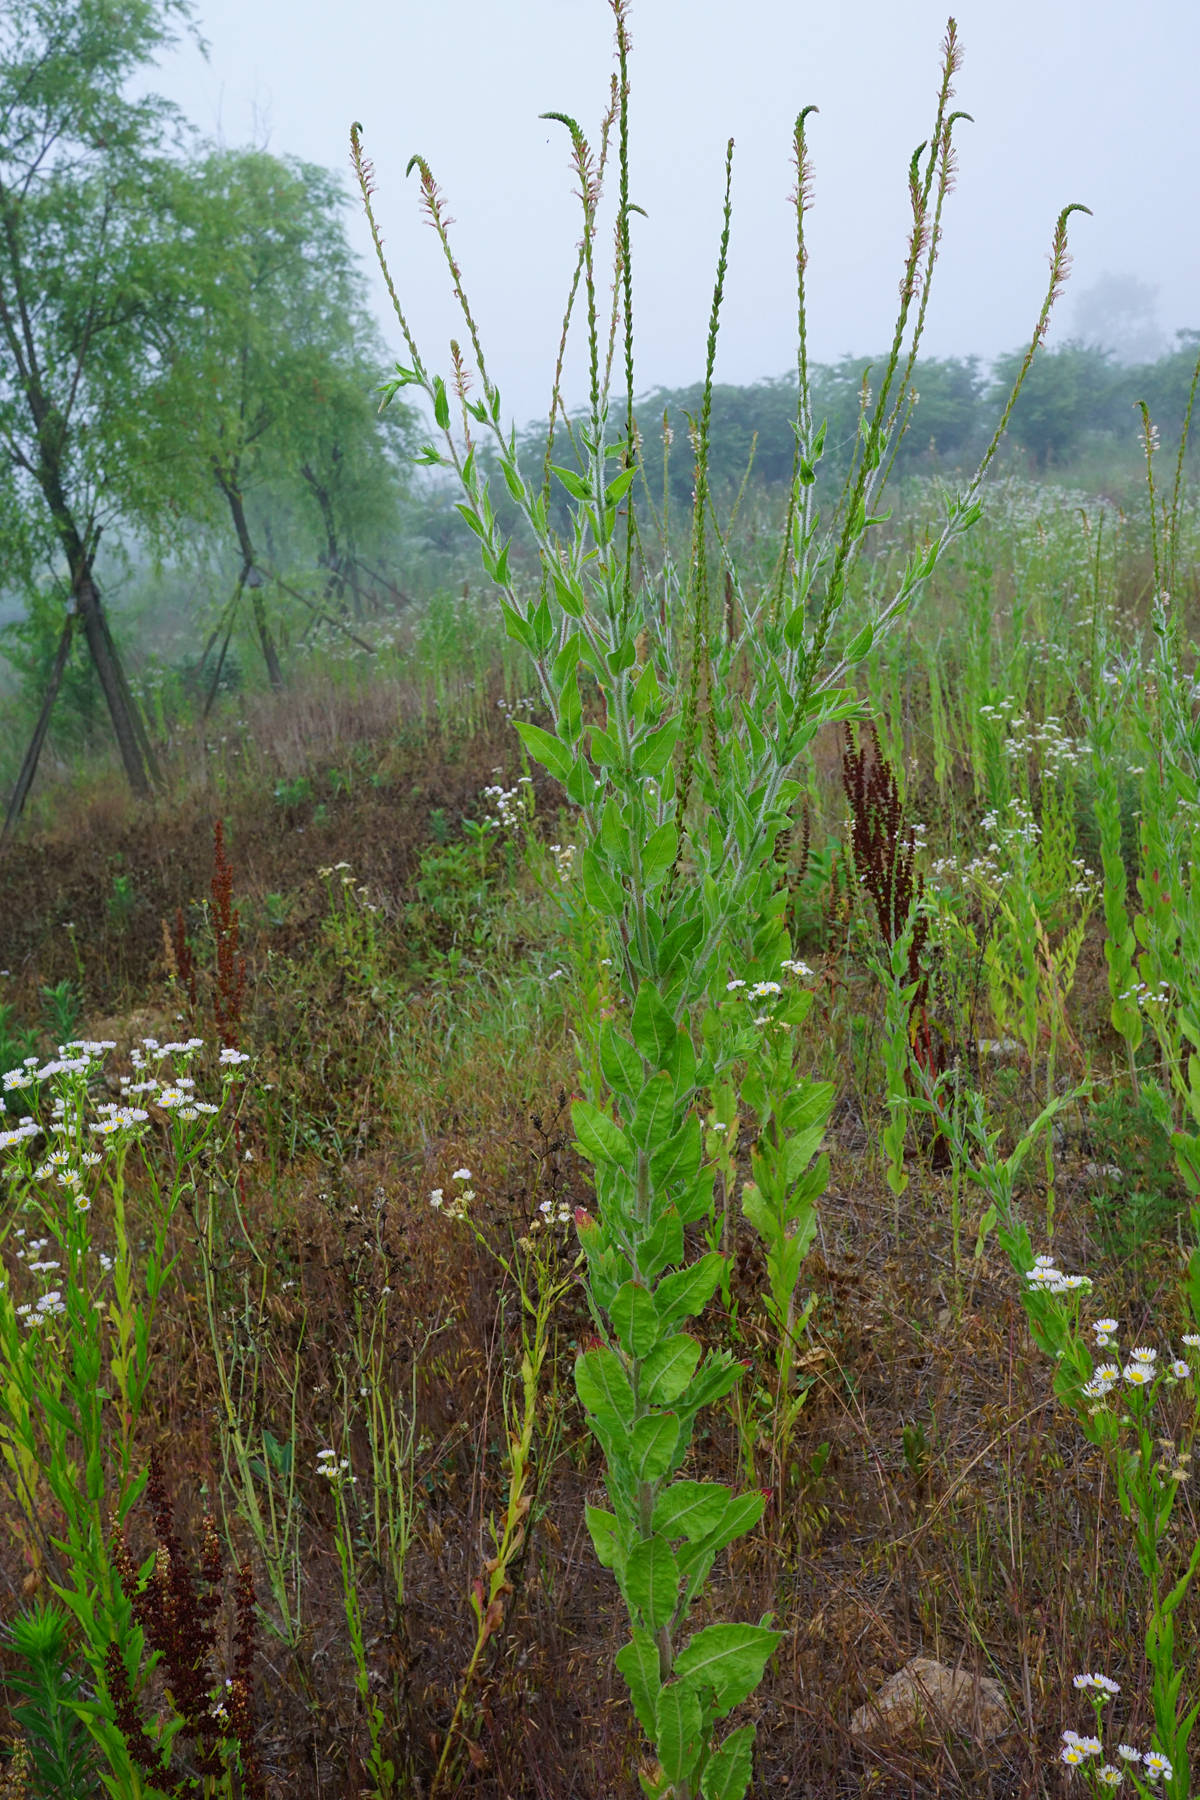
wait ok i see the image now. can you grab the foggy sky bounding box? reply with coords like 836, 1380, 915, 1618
144, 0, 1199, 434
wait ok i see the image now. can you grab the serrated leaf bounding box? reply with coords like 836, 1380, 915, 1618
642, 821, 678, 891
652, 1480, 733, 1542
585, 1504, 623, 1571
572, 1099, 633, 1167
641, 1334, 701, 1405
655, 1253, 725, 1331
700, 1723, 756, 1800
625, 1535, 680, 1632
599, 1024, 644, 1100
649, 1113, 702, 1191
632, 983, 677, 1069
630, 1411, 680, 1482
629, 1073, 677, 1153
580, 848, 625, 914
631, 658, 661, 723
634, 718, 681, 779
512, 720, 572, 783
610, 1281, 661, 1358
638, 1206, 684, 1283
575, 1347, 635, 1430
674, 1624, 780, 1718
615, 1629, 661, 1739
655, 1681, 702, 1785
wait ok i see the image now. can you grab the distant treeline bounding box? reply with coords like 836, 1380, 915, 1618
486, 335, 1200, 534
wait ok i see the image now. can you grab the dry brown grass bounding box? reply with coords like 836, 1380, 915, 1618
0, 702, 1196, 1800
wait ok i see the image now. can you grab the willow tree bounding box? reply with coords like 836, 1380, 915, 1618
133, 147, 410, 695
0, 0, 200, 826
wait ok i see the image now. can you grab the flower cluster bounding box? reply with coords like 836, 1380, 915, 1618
548, 842, 577, 881
1061, 1730, 1172, 1784
315, 1448, 355, 1484
482, 777, 532, 832
430, 1167, 474, 1220
531, 1196, 574, 1233
1027, 1254, 1092, 1297
1080, 1322, 1197, 1408
1116, 980, 1172, 1011
1060, 1672, 1175, 1785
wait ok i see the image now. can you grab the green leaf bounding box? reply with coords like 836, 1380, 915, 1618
566, 756, 601, 807
634, 718, 681, 779
649, 1113, 703, 1191
585, 1504, 623, 1571
656, 1253, 725, 1331
499, 599, 537, 652
632, 983, 677, 1070
572, 1099, 634, 1167
655, 1682, 702, 1785
652, 1481, 733, 1542
676, 1491, 765, 1581
630, 1412, 680, 1482
552, 462, 593, 502
638, 1206, 684, 1283
629, 1073, 677, 1153
610, 1281, 662, 1358
432, 375, 451, 429
591, 725, 623, 768
615, 1629, 662, 1739
658, 913, 703, 977
531, 597, 555, 653
501, 456, 527, 503
606, 464, 638, 505
552, 631, 582, 685
551, 571, 586, 618
625, 1535, 680, 1632
580, 848, 625, 914
558, 668, 582, 742
641, 1334, 701, 1405
512, 720, 572, 783
674, 1624, 780, 1719
687, 1176, 729, 1251
676, 1352, 744, 1416
642, 821, 678, 892
599, 1024, 645, 1100
631, 658, 661, 723
575, 1347, 635, 1430
700, 1723, 756, 1800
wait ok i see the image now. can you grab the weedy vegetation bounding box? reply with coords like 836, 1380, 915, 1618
1, 3, 1200, 1797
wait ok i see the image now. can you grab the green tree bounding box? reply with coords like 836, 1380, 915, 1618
131, 147, 413, 695
988, 340, 1119, 466
0, 0, 199, 826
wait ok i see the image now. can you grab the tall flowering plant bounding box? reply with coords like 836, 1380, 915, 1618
350, 5, 1082, 1789
0, 1036, 249, 1795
